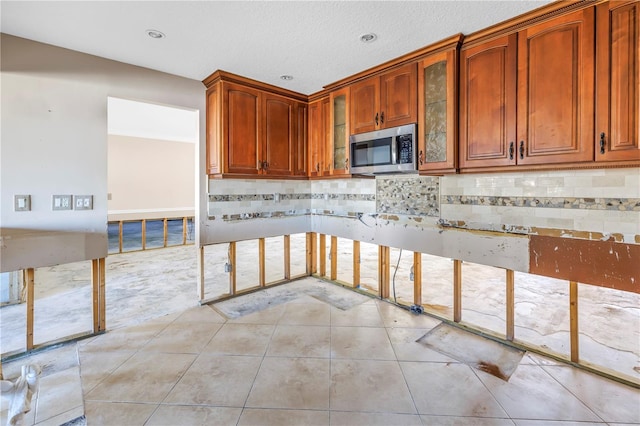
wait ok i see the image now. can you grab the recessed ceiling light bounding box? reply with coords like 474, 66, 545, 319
146, 29, 165, 39
280, 75, 294, 81
360, 33, 377, 43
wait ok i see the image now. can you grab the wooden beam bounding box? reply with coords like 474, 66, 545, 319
453, 259, 462, 322
229, 242, 236, 295
141, 219, 146, 250
311, 233, 318, 274
319, 234, 327, 277
413, 252, 422, 306
163, 218, 168, 247
99, 258, 106, 332
25, 268, 35, 350
198, 246, 205, 301
353, 240, 360, 288
91, 259, 99, 333
570, 280, 579, 363
306, 232, 312, 275
182, 217, 188, 245
379, 246, 390, 299
259, 238, 266, 287
118, 221, 123, 253
330, 236, 338, 281
506, 269, 515, 341
284, 235, 291, 280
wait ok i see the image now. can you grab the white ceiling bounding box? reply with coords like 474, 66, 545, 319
1, 1, 552, 95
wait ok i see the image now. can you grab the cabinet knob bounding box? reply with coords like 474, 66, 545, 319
375, 113, 379, 126
419, 150, 424, 165
519, 141, 525, 160
316, 162, 320, 172
599, 132, 606, 154
509, 142, 514, 160
380, 111, 384, 124
345, 158, 349, 171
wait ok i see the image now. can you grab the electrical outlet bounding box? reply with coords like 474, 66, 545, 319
274, 193, 280, 203
224, 263, 232, 273
52, 194, 72, 211
74, 195, 93, 210
14, 195, 31, 211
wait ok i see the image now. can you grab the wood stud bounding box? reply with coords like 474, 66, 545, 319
413, 252, 422, 306
25, 268, 35, 350
570, 280, 579, 363
506, 269, 515, 341
118, 221, 123, 253
453, 259, 462, 322
198, 245, 205, 301
330, 236, 337, 281
141, 219, 147, 250
92, 259, 100, 333
353, 240, 360, 288
319, 234, 327, 277
163, 218, 168, 247
229, 242, 236, 295
284, 235, 291, 280
379, 246, 390, 299
99, 258, 106, 332
259, 238, 266, 287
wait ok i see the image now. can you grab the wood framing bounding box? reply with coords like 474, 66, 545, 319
284, 235, 291, 280
319, 234, 327, 277
229, 242, 237, 294
379, 246, 390, 299
506, 269, 515, 341
311, 233, 318, 274
98, 258, 106, 332
182, 217, 188, 245
118, 221, 123, 253
163, 218, 168, 247
353, 240, 360, 288
25, 268, 35, 350
92, 259, 100, 332
306, 232, 312, 275
414, 252, 422, 306
330, 236, 337, 281
141, 219, 147, 250
453, 259, 462, 322
259, 238, 266, 287
570, 280, 579, 363
198, 246, 205, 300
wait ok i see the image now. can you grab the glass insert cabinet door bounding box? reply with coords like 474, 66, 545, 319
330, 87, 350, 175
418, 47, 458, 173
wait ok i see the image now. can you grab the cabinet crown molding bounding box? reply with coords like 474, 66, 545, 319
203, 69, 308, 102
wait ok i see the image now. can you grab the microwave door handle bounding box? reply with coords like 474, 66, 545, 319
391, 137, 397, 165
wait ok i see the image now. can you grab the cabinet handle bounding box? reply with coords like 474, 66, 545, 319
264, 161, 269, 170
316, 162, 320, 172
345, 158, 349, 171
600, 132, 606, 154
375, 113, 379, 126
519, 141, 525, 160
258, 161, 263, 170
380, 111, 384, 124
419, 150, 424, 165
509, 142, 514, 160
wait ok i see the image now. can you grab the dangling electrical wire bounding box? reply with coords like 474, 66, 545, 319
392, 248, 402, 303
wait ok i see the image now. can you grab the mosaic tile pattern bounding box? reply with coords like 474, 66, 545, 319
376, 176, 439, 216
441, 196, 640, 211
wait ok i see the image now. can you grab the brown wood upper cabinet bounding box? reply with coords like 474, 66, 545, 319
460, 7, 595, 170
350, 63, 417, 134
330, 87, 351, 175
417, 45, 459, 174
205, 75, 306, 178
308, 96, 329, 177
596, 0, 639, 162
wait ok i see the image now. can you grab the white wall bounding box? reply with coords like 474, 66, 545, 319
0, 34, 205, 266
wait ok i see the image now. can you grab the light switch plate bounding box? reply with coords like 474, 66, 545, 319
14, 195, 31, 211
52, 194, 72, 211
74, 195, 93, 210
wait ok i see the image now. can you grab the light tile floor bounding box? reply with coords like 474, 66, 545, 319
2, 279, 640, 425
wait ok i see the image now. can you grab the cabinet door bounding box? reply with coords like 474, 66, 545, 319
293, 102, 308, 176
379, 63, 417, 129
206, 85, 221, 175
331, 87, 351, 175
418, 50, 457, 173
263, 94, 293, 176
459, 34, 517, 169
596, 0, 639, 162
322, 97, 332, 175
225, 83, 261, 175
308, 99, 325, 177
517, 8, 595, 165
350, 76, 379, 134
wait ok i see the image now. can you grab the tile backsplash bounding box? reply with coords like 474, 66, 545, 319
207, 167, 639, 243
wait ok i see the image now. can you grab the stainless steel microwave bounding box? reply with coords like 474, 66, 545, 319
349, 123, 417, 175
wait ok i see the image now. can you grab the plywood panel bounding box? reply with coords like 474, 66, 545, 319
530, 235, 639, 293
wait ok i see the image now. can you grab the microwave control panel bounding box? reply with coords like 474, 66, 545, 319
397, 134, 413, 164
